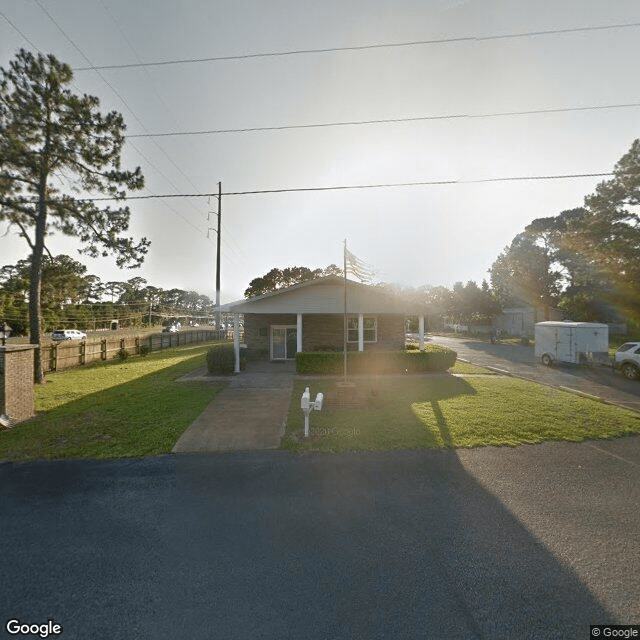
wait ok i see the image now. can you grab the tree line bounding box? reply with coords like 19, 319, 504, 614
0, 254, 217, 335
1, 49, 639, 383
489, 139, 639, 330
246, 139, 640, 333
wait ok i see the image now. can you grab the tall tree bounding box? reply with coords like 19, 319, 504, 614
489, 232, 561, 311
0, 254, 91, 332
0, 50, 147, 382
448, 280, 500, 326
526, 208, 616, 321
580, 139, 640, 323
524, 137, 640, 325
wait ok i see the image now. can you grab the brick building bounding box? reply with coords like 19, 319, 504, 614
226, 276, 427, 369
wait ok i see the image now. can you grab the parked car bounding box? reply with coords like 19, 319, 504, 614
51, 329, 87, 341
614, 342, 640, 380
162, 325, 179, 333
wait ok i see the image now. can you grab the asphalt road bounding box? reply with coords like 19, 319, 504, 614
427, 334, 640, 413
1, 443, 638, 639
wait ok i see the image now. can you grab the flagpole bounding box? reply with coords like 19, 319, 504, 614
343, 239, 348, 382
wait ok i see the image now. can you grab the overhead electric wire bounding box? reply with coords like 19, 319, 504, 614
32, 0, 210, 239
126, 102, 640, 139
8, 171, 613, 204
74, 21, 640, 71
0, 10, 40, 51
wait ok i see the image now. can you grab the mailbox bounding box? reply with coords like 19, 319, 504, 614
301, 387, 324, 437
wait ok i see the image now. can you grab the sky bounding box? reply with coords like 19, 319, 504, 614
1, 0, 640, 303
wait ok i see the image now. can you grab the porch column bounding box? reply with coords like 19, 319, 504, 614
418, 315, 425, 351
233, 313, 240, 373
296, 313, 303, 353
358, 313, 364, 352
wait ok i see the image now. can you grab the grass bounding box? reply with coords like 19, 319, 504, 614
282, 375, 640, 453
0, 342, 225, 462
449, 361, 498, 375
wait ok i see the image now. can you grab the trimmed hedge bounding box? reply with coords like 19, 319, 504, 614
296, 345, 457, 375
206, 343, 246, 375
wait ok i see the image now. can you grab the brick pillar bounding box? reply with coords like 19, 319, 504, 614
0, 345, 37, 423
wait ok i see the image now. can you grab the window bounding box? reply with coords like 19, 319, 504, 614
347, 316, 377, 343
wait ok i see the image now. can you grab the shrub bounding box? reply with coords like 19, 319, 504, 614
206, 344, 246, 375
115, 348, 129, 361
139, 344, 150, 357
296, 345, 456, 375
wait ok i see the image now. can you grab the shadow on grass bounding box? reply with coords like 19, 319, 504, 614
286, 374, 477, 451
0, 401, 622, 636
42, 340, 225, 377
2, 348, 225, 461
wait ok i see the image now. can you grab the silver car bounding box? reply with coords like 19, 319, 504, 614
614, 342, 640, 380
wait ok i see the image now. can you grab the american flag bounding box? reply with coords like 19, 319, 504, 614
344, 245, 376, 283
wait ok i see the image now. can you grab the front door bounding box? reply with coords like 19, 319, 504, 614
271, 325, 297, 360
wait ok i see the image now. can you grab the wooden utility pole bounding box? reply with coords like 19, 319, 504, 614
215, 181, 222, 331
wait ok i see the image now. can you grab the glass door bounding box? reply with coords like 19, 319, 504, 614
272, 328, 286, 360
286, 327, 297, 359
271, 325, 297, 360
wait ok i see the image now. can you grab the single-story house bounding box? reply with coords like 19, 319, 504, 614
226, 276, 428, 372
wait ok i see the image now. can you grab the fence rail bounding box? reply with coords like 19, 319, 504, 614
42, 329, 233, 373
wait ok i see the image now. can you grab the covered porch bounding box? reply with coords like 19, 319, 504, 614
227, 276, 428, 373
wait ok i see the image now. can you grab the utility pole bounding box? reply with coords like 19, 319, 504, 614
216, 181, 222, 332
208, 182, 222, 333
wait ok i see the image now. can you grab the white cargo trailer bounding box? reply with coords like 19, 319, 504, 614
534, 321, 609, 366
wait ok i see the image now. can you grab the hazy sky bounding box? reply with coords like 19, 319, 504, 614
2, 0, 640, 302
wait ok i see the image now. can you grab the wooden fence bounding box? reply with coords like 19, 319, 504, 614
42, 329, 231, 373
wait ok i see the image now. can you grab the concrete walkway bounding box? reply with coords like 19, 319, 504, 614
172, 360, 296, 453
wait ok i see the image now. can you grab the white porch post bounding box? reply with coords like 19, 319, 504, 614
358, 313, 364, 352
296, 313, 303, 353
418, 315, 425, 351
233, 313, 240, 373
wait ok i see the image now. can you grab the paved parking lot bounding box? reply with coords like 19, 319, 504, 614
428, 334, 640, 413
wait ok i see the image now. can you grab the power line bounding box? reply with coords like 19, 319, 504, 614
126, 102, 640, 139
0, 10, 41, 51
9, 171, 614, 204
74, 21, 640, 71
31, 0, 209, 239
221, 172, 616, 195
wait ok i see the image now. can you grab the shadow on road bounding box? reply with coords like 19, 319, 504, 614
0, 445, 617, 639
173, 447, 615, 639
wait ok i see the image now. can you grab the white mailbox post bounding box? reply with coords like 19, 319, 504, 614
301, 386, 324, 437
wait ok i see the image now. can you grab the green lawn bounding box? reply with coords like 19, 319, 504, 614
283, 375, 640, 452
449, 361, 499, 375
0, 342, 225, 461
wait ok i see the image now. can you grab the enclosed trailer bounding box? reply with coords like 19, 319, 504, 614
534, 321, 609, 366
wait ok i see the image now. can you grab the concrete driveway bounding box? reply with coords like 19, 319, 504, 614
172, 360, 295, 453
428, 334, 640, 413
1, 441, 638, 639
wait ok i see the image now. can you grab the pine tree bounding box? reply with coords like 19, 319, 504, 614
0, 50, 148, 382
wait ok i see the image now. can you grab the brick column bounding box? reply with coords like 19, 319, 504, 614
0, 345, 37, 423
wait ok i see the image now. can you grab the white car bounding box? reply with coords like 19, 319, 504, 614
614, 342, 640, 380
51, 329, 87, 341
162, 325, 179, 333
